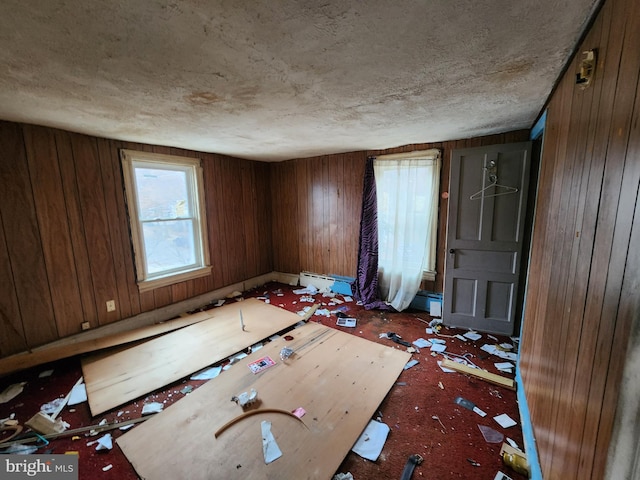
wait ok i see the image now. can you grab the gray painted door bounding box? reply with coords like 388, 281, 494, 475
444, 142, 531, 335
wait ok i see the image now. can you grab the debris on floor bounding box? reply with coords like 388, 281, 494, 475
454, 396, 487, 417
351, 420, 390, 461
261, 420, 282, 464
141, 402, 163, 415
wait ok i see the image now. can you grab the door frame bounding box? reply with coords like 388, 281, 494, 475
517, 111, 546, 338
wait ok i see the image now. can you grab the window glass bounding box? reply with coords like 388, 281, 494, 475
121, 150, 211, 291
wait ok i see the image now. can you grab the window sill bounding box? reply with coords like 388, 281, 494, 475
137, 266, 212, 293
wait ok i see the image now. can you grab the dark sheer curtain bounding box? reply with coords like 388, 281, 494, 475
352, 157, 391, 310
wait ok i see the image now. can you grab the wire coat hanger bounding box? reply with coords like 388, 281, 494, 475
469, 160, 519, 200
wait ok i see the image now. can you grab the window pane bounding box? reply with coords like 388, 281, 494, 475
135, 167, 191, 220
142, 220, 197, 275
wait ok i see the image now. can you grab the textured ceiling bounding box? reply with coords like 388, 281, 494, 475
0, 1, 598, 161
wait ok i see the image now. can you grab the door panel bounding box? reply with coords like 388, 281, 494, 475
444, 142, 531, 335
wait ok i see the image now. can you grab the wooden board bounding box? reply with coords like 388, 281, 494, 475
0, 310, 214, 377
117, 322, 411, 480
82, 299, 302, 415
440, 358, 515, 390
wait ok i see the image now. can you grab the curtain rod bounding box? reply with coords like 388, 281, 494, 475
373, 149, 440, 161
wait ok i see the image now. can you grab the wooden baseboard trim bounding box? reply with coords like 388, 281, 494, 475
0, 271, 299, 377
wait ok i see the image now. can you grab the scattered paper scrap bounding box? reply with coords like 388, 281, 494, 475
141, 402, 164, 415
95, 433, 113, 451
412, 338, 431, 348
292, 407, 306, 418
119, 424, 135, 431
495, 362, 515, 373
41, 397, 66, 415
39, 369, 54, 378
233, 389, 258, 407
229, 352, 248, 365
464, 331, 482, 341
68, 384, 88, 406
336, 318, 357, 327
293, 285, 318, 295
248, 356, 276, 374
180, 385, 193, 395
494, 471, 514, 480
404, 359, 419, 370
481, 344, 518, 361
430, 343, 446, 353
261, 421, 282, 464
494, 413, 517, 428
333, 473, 354, 480
455, 334, 468, 341
352, 420, 390, 461
0, 382, 27, 404
437, 361, 456, 373
190, 366, 222, 380
102, 464, 113, 472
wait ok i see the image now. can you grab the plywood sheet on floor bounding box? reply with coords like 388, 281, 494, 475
0, 310, 214, 377
82, 298, 302, 416
117, 322, 411, 480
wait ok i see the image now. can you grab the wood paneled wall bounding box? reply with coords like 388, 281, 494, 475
0, 122, 273, 357
519, 0, 640, 477
270, 130, 530, 293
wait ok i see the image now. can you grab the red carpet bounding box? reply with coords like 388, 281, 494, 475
0, 282, 528, 479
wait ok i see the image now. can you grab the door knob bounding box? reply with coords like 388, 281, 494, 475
449, 249, 455, 254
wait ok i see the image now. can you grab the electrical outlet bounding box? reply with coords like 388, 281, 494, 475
81, 321, 91, 331
106, 300, 116, 312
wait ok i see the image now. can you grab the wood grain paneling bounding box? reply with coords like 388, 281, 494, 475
519, 0, 640, 477
270, 133, 529, 292
0, 124, 274, 355
0, 210, 27, 356
0, 121, 57, 348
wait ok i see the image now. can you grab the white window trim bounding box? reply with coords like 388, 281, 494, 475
120, 149, 211, 292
